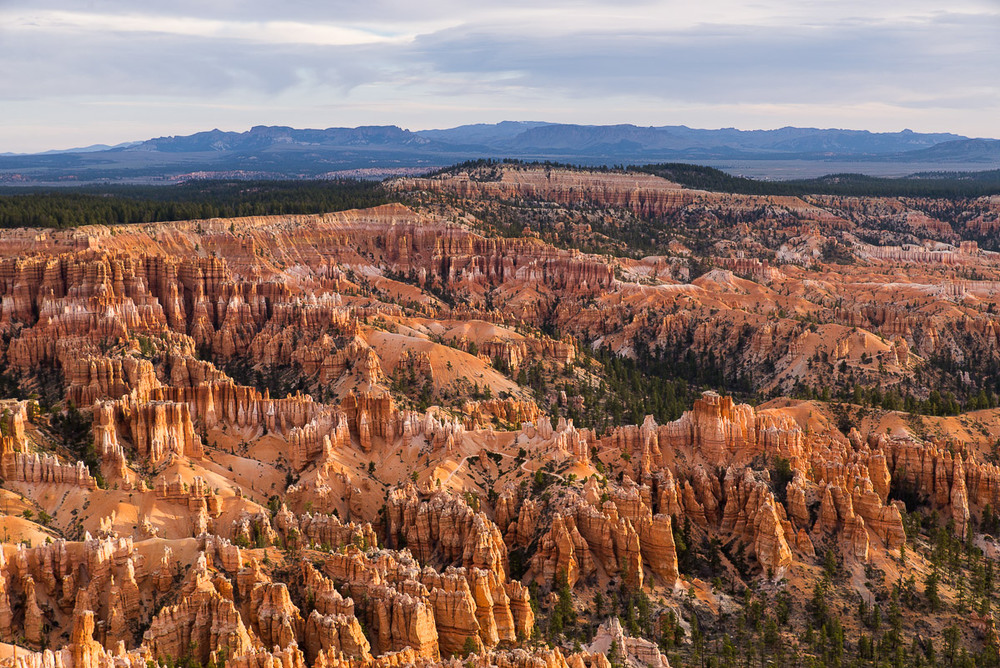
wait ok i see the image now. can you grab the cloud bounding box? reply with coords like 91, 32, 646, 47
4, 10, 414, 45
0, 0, 997, 151
405, 10, 999, 107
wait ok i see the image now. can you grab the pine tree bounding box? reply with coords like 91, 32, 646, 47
925, 569, 941, 611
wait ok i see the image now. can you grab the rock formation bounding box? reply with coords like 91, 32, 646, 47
2, 173, 1000, 668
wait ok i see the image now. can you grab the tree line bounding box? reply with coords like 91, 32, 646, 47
0, 179, 390, 229
635, 163, 1000, 199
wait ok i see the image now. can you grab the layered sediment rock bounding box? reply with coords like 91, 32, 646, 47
3, 188, 1000, 668
144, 584, 254, 665
386, 488, 508, 579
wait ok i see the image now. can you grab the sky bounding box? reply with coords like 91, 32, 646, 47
1, 0, 998, 153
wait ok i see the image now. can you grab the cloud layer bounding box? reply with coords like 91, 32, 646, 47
2, 0, 997, 152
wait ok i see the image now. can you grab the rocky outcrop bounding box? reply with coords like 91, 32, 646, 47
386, 488, 508, 579
250, 583, 304, 650
1, 402, 98, 489
880, 434, 990, 535
301, 562, 355, 617
66, 355, 160, 407
107, 397, 204, 464
397, 168, 691, 221
4, 181, 1000, 668
532, 514, 594, 588
2, 451, 98, 489
4, 610, 150, 668
421, 570, 483, 656
143, 584, 254, 665
588, 617, 671, 668
304, 531, 530, 659
719, 469, 793, 573
156, 474, 222, 535
526, 478, 679, 590
649, 392, 803, 467
305, 610, 372, 663
22, 576, 43, 646
274, 506, 378, 552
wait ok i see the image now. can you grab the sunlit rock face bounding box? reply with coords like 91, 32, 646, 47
3, 174, 1000, 668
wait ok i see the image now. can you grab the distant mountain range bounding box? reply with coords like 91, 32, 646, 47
2, 123, 998, 184
0, 141, 142, 157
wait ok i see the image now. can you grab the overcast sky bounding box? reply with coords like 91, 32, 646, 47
1, 0, 997, 153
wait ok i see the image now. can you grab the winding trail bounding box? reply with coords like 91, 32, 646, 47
441, 456, 469, 485
493, 449, 565, 481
